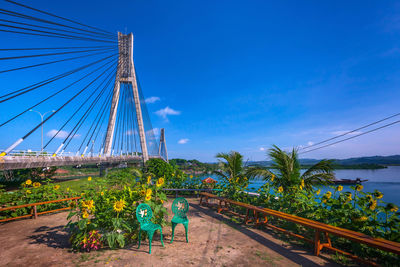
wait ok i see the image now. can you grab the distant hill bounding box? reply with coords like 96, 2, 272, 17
248, 155, 400, 167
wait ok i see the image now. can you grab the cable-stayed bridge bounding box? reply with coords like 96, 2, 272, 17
0, 1, 167, 170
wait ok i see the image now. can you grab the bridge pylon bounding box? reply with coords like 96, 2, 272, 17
103, 33, 149, 162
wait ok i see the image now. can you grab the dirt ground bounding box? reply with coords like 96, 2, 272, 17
0, 197, 340, 267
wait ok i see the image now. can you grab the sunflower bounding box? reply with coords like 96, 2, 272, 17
26, 190, 31, 194
33, 182, 41, 188
368, 200, 377, 211
66, 187, 70, 192
337, 185, 343, 192
156, 177, 165, 187
113, 199, 126, 213
54, 185, 60, 190
82, 211, 89, 219
325, 191, 332, 199
146, 188, 152, 196
355, 184, 363, 191
374, 191, 383, 200
147, 176, 151, 184
346, 193, 352, 202
301, 179, 305, 188
278, 186, 283, 193
145, 194, 151, 201
190, 175, 193, 179
87, 176, 92, 181
82, 200, 95, 211
25, 179, 32, 185
270, 174, 275, 182
100, 191, 104, 196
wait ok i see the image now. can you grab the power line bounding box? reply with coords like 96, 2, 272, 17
300, 119, 400, 154
299, 112, 400, 151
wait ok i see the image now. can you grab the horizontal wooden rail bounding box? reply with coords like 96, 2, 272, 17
199, 192, 400, 266
0, 196, 81, 223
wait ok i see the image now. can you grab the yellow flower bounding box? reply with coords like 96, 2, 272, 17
301, 179, 305, 188
33, 182, 41, 188
190, 175, 193, 179
87, 176, 92, 181
160, 200, 164, 204
346, 193, 352, 202
369, 200, 377, 211
366, 195, 373, 201
278, 186, 283, 193
26, 190, 31, 194
82, 200, 95, 211
25, 179, 32, 185
270, 174, 275, 182
81, 192, 85, 197
66, 187, 70, 192
337, 185, 343, 192
391, 206, 399, 213
374, 191, 383, 199
355, 184, 363, 191
146, 188, 152, 196
82, 211, 89, 219
156, 177, 165, 187
54, 185, 60, 190
140, 189, 146, 195
113, 199, 126, 213
147, 176, 151, 184
316, 189, 321, 195
359, 216, 368, 222
299, 185, 303, 190
145, 194, 151, 201
322, 199, 327, 204
172, 173, 175, 177
101, 191, 104, 196
325, 191, 332, 199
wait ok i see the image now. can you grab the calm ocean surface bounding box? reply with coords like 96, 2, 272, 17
198, 166, 400, 206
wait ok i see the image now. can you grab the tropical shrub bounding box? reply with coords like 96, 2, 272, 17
66, 175, 168, 251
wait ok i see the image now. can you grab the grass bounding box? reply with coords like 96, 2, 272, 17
58, 176, 103, 192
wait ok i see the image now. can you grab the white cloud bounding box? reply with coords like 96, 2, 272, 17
331, 130, 362, 136
307, 141, 314, 146
178, 138, 189, 144
145, 96, 160, 104
259, 147, 265, 151
125, 130, 138, 136
155, 106, 180, 119
46, 129, 80, 139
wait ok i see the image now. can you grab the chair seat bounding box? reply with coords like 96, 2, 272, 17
172, 216, 188, 224
141, 222, 162, 231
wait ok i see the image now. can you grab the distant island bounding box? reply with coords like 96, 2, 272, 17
170, 155, 400, 173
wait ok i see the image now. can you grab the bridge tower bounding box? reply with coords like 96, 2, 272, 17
158, 128, 168, 162
103, 33, 149, 162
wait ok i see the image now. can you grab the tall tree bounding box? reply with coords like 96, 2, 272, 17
247, 145, 334, 192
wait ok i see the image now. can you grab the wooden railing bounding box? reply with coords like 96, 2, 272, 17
0, 196, 81, 223
199, 192, 400, 266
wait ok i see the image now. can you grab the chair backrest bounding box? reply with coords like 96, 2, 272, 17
172, 197, 189, 217
136, 203, 153, 224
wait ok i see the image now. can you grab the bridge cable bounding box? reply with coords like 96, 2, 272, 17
0, 45, 114, 51
5, 0, 114, 36
0, 48, 116, 74
0, 55, 117, 128
0, 58, 116, 155
0, 53, 117, 102
43, 62, 118, 151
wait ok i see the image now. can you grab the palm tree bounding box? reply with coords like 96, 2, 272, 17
213, 151, 247, 183
247, 145, 334, 192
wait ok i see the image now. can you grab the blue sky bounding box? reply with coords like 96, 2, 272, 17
0, 0, 400, 162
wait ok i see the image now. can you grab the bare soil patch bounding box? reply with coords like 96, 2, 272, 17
0, 197, 340, 267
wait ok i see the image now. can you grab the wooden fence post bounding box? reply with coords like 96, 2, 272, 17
33, 205, 37, 219
314, 230, 321, 256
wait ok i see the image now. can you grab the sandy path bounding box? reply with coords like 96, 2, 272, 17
0, 198, 340, 267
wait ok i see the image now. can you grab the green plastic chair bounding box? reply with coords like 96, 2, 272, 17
170, 197, 189, 243
136, 203, 164, 254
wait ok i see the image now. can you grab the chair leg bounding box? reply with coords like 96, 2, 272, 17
137, 230, 141, 249
170, 222, 177, 243
159, 228, 165, 247
148, 231, 154, 254
184, 222, 189, 243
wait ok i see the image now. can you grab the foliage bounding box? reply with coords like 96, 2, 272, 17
247, 145, 334, 193
0, 167, 57, 182
66, 172, 168, 251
